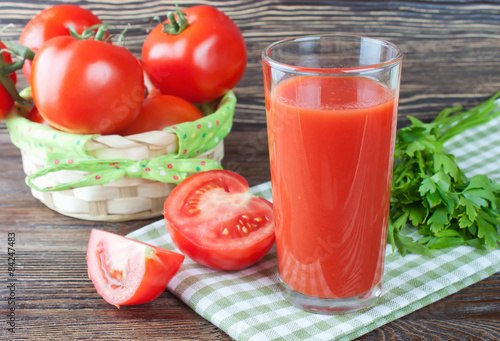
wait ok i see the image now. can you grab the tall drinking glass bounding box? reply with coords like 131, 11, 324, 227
262, 35, 402, 314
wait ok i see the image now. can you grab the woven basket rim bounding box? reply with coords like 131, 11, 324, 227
5, 91, 236, 221
6, 90, 236, 151
7, 91, 235, 167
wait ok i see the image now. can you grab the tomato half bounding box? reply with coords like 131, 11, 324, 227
87, 229, 184, 307
31, 36, 144, 135
120, 94, 203, 135
163, 170, 275, 270
0, 41, 17, 120
19, 4, 104, 81
142, 5, 247, 103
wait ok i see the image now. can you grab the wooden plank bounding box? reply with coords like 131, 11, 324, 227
0, 1, 499, 340
0, 0, 499, 132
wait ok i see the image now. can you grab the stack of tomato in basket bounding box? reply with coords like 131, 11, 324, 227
1, 3, 247, 222
2, 3, 279, 308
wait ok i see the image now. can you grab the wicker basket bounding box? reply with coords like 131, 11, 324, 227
6, 91, 236, 222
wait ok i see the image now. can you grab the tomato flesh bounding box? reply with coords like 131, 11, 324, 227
163, 170, 275, 270
87, 229, 184, 307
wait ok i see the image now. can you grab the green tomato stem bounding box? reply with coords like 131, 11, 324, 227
109, 24, 130, 47
0, 51, 32, 106
161, 1, 189, 35
3, 41, 35, 62
68, 24, 109, 41
94, 25, 108, 41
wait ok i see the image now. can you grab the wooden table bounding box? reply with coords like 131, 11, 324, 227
1, 1, 499, 340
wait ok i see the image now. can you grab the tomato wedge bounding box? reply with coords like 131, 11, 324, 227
163, 170, 275, 270
87, 229, 184, 307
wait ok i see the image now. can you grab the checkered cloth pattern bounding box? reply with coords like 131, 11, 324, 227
127, 114, 500, 341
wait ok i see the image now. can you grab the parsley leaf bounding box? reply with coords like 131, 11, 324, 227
390, 92, 500, 255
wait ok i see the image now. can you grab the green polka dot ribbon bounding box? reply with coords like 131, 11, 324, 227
167, 92, 235, 159
26, 156, 223, 191
7, 114, 98, 161
6, 91, 236, 191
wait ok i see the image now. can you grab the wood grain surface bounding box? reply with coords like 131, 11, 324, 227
0, 0, 499, 340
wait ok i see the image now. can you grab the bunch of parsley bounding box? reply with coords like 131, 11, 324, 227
389, 92, 500, 256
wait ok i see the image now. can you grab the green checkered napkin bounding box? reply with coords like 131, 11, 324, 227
127, 114, 500, 341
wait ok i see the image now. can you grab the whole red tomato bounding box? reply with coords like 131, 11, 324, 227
120, 94, 203, 135
31, 36, 144, 135
25, 105, 52, 127
138, 59, 161, 98
142, 5, 247, 103
19, 4, 104, 81
0, 41, 17, 120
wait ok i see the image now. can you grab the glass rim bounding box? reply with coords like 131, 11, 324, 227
261, 34, 403, 75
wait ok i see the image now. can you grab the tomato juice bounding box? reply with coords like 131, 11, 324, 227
266, 75, 398, 299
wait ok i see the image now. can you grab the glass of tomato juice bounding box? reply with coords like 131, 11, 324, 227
262, 35, 403, 314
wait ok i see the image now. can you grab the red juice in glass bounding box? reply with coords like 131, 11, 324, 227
262, 35, 402, 313
268, 75, 397, 298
